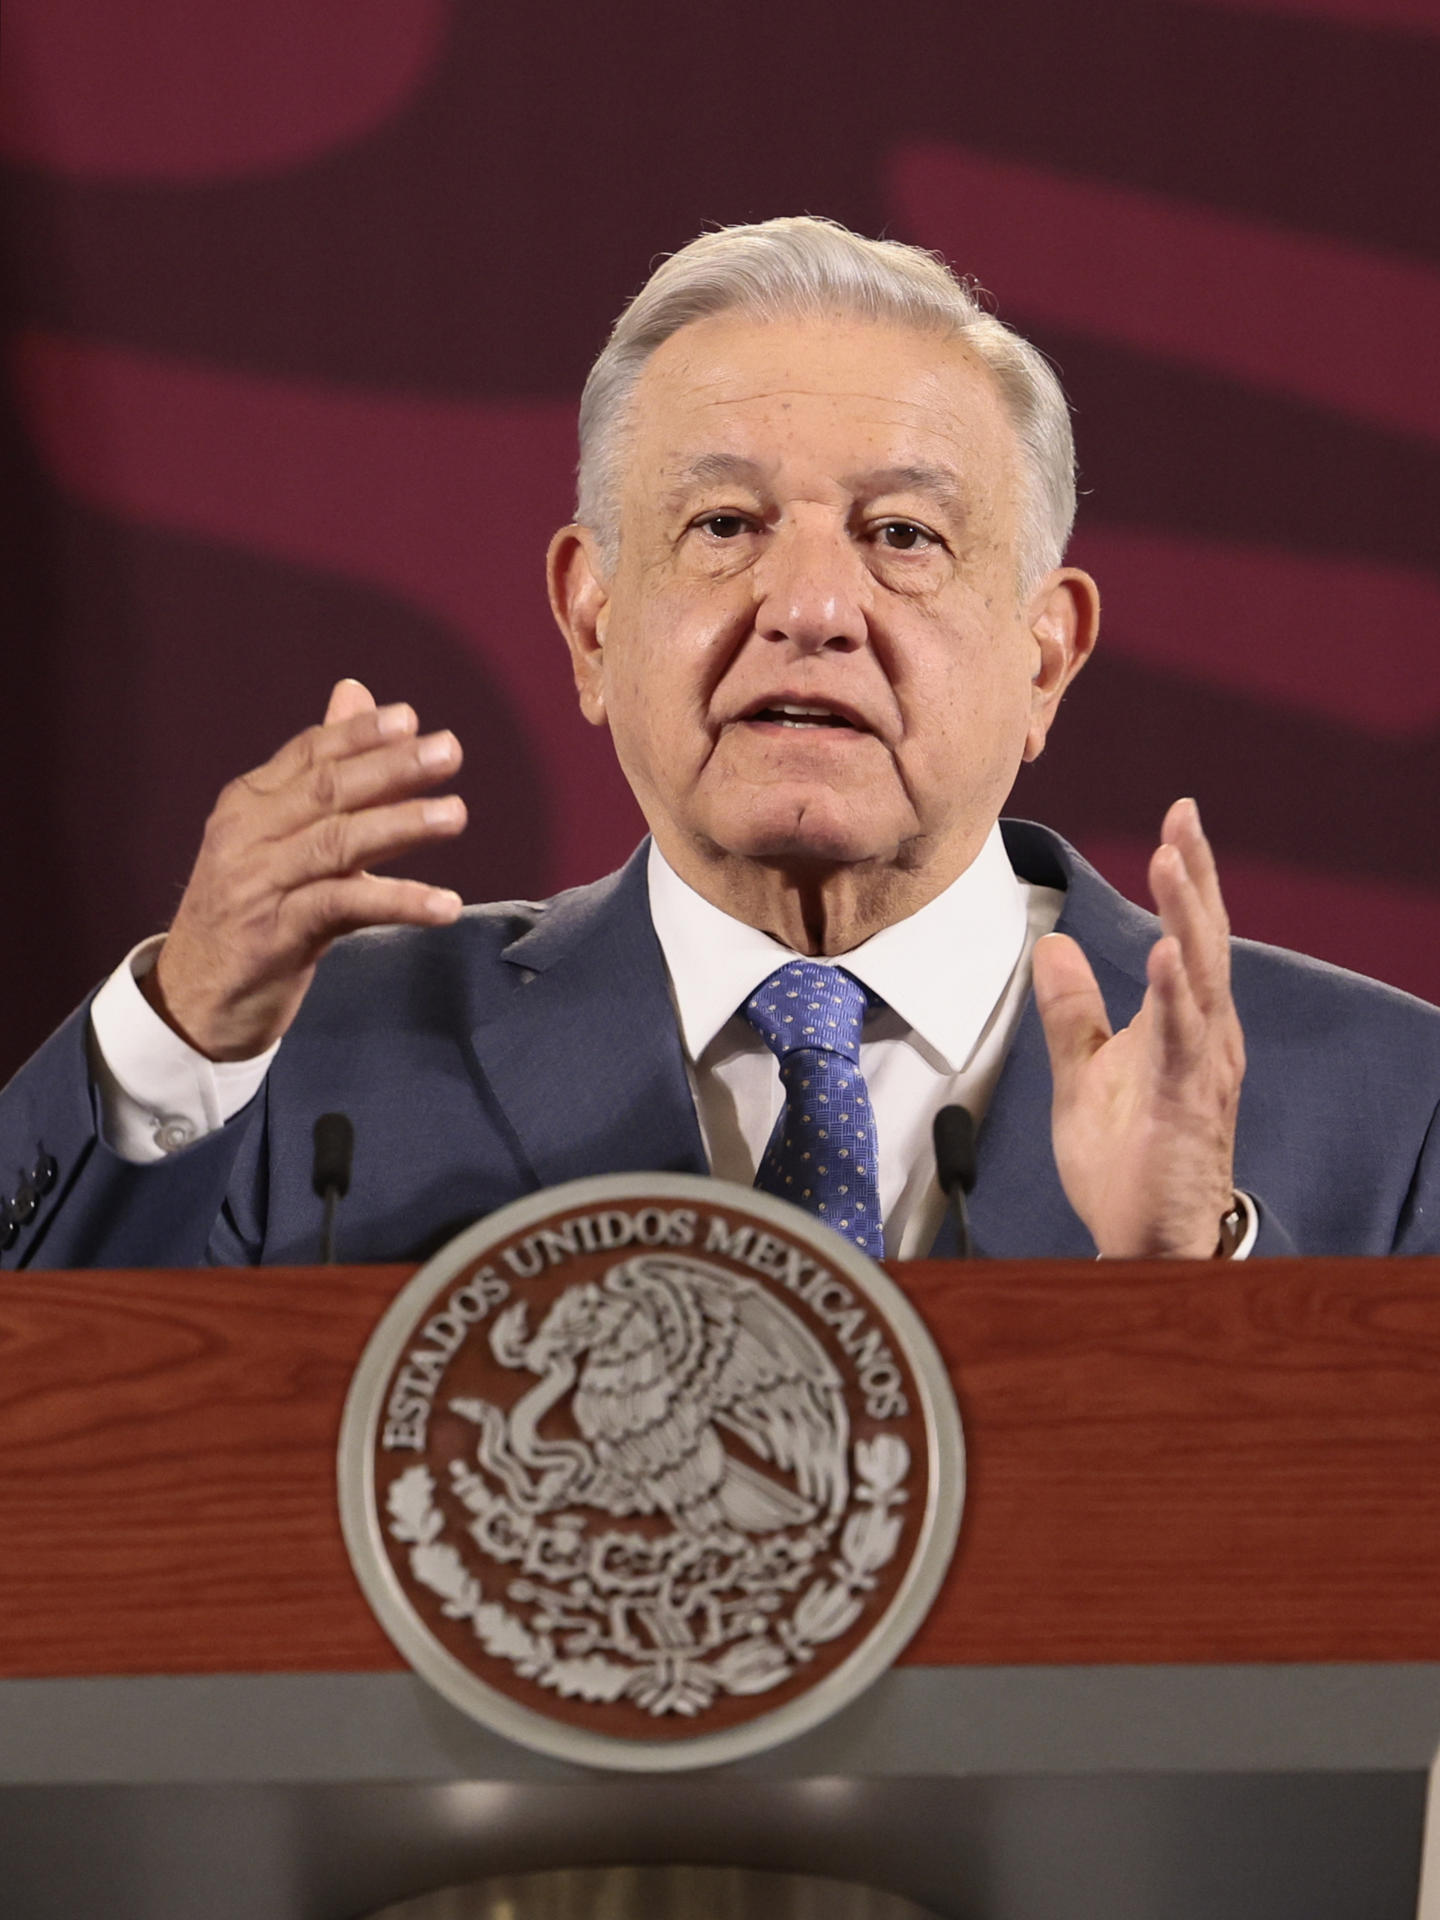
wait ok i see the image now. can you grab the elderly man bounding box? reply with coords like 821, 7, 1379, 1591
2, 218, 1437, 1268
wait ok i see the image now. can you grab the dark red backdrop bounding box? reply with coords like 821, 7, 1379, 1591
2, 0, 1437, 1084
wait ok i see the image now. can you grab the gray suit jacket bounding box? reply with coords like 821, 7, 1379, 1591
3, 823, 1437, 1268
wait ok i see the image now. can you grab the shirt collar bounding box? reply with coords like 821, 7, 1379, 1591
646, 824, 1031, 1074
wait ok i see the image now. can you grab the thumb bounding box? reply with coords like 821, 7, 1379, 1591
324, 678, 377, 726
1032, 932, 1113, 1092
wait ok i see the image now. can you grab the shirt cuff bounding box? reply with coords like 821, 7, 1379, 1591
88, 937, 280, 1164
1227, 1189, 1259, 1260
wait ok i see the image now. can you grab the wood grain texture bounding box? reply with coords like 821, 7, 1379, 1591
1, 1260, 1437, 1677
902, 1258, 1440, 1665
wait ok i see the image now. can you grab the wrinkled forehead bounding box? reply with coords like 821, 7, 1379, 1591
621, 310, 1022, 513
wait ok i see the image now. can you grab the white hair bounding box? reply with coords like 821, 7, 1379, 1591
576, 215, 1076, 596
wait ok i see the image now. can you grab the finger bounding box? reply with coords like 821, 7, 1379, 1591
1033, 932, 1114, 1092
1144, 932, 1208, 1080
243, 726, 462, 837
271, 793, 468, 889
283, 873, 464, 949
246, 700, 420, 797
1161, 796, 1227, 928
1148, 837, 1231, 1015
323, 678, 377, 727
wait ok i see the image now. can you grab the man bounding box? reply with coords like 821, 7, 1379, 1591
2, 218, 1437, 1268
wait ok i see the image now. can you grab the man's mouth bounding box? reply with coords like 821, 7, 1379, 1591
743, 701, 863, 731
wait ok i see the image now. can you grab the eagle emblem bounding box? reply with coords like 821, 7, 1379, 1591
343, 1177, 962, 1767
454, 1253, 849, 1536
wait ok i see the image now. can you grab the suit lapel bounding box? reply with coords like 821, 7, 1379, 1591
467, 848, 708, 1193
962, 995, 1090, 1256
925, 993, 1086, 1257
927, 821, 1155, 1260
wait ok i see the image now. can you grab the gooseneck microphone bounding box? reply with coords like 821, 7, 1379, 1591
311, 1113, 355, 1265
933, 1104, 978, 1260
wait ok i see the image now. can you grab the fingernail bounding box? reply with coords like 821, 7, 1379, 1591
423, 797, 464, 827
425, 889, 463, 920
377, 703, 415, 736
417, 732, 457, 768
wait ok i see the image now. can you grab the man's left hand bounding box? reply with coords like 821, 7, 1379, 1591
1032, 798, 1246, 1258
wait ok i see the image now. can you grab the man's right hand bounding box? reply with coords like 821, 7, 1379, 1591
143, 679, 467, 1061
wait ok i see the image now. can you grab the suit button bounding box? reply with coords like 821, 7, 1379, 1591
0, 1218, 15, 1252
30, 1156, 57, 1194
9, 1185, 36, 1226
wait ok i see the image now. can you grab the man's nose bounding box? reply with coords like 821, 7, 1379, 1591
753, 522, 869, 653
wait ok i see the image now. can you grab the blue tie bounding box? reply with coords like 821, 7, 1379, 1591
743, 961, 884, 1257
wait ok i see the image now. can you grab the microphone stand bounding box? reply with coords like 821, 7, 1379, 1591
932, 1104, 978, 1259
311, 1113, 355, 1265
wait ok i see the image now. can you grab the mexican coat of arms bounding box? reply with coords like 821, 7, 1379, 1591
340, 1174, 963, 1769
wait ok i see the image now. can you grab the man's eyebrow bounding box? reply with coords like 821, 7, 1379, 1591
660, 453, 770, 507
847, 464, 969, 514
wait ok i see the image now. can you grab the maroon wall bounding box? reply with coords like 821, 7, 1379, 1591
2, 0, 1437, 1082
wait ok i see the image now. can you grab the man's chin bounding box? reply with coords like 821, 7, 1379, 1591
698, 796, 904, 871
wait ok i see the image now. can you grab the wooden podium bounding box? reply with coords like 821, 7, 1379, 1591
3, 1258, 1439, 1919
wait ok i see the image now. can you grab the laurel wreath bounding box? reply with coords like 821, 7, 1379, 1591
385, 1432, 910, 1716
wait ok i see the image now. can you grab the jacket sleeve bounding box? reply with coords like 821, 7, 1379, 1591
1248, 1194, 1298, 1257
1396, 1101, 1440, 1254
0, 1000, 263, 1270
1242, 1090, 1440, 1258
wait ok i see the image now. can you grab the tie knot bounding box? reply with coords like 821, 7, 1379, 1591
743, 961, 872, 1065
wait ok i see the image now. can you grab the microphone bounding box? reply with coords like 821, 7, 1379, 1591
311, 1113, 355, 1265
933, 1104, 977, 1259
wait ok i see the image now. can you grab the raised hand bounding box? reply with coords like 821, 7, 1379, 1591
1032, 798, 1246, 1258
143, 679, 467, 1061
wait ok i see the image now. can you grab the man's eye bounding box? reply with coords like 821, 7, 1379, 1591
875, 520, 937, 551
695, 513, 754, 540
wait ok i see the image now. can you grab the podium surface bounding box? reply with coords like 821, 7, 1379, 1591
3, 1257, 1438, 1917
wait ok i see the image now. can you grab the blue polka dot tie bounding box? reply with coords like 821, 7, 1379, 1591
743, 961, 884, 1257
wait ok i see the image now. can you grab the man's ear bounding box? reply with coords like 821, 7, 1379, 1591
547, 523, 612, 728
1022, 567, 1100, 763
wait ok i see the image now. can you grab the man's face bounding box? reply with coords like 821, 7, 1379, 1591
554, 311, 1089, 891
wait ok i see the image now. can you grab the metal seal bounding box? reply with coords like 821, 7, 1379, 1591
338, 1174, 964, 1771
